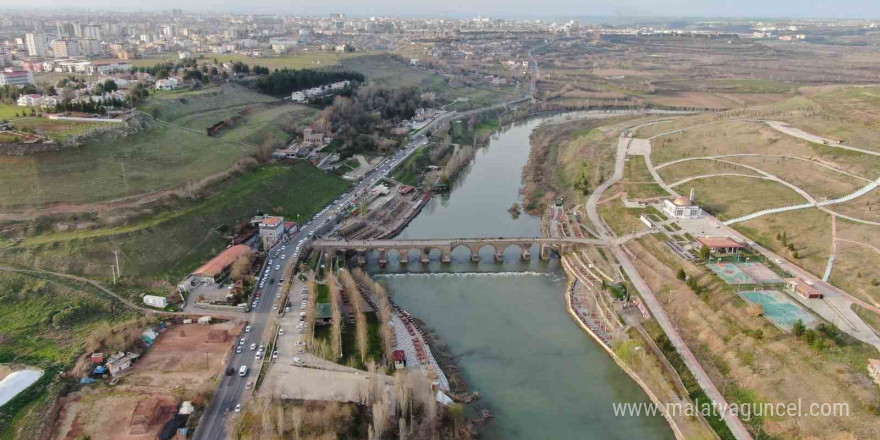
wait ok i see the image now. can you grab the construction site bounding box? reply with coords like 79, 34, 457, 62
51, 320, 241, 440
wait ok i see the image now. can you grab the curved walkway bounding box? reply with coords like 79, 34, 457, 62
656, 153, 873, 183
764, 121, 880, 158
585, 127, 755, 440
669, 173, 772, 188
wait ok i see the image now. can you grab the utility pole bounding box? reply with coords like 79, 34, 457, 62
113, 250, 121, 277
110, 265, 116, 285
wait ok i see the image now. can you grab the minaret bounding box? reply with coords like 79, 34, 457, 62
689, 188, 695, 202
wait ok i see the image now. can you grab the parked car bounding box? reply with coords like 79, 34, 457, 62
245, 325, 251, 333
272, 351, 279, 359
234, 404, 242, 413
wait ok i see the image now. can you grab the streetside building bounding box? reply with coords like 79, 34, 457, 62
786, 279, 823, 299
257, 216, 285, 248
190, 244, 252, 284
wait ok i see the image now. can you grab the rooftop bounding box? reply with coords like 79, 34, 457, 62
696, 237, 743, 249
192, 244, 252, 277
671, 195, 695, 206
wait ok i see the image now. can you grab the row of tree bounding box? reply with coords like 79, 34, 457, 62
254, 68, 365, 96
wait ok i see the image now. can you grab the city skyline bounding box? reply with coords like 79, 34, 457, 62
3, 0, 880, 20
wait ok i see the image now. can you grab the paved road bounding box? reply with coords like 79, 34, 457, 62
584, 130, 756, 440
191, 114, 451, 440
193, 92, 533, 439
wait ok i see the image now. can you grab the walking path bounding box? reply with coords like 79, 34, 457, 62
584, 129, 755, 440
0, 265, 243, 318
643, 121, 880, 347
764, 121, 880, 157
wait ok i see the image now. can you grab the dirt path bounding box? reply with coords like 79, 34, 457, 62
0, 265, 239, 318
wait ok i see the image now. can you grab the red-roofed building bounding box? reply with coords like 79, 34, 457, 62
191, 244, 252, 284
696, 237, 743, 254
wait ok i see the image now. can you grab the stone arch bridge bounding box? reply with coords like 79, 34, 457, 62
309, 237, 605, 265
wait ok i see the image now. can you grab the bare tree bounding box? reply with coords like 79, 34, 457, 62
229, 250, 254, 280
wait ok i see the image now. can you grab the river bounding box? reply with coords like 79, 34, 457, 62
368, 115, 675, 439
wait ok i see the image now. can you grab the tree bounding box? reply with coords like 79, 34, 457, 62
676, 268, 687, 281
792, 319, 806, 337
230, 251, 254, 281
698, 245, 711, 260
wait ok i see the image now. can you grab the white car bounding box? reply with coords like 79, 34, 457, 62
275, 265, 281, 270
239, 338, 245, 345
272, 351, 279, 359
245, 325, 251, 333
250, 343, 257, 351
255, 352, 262, 360
293, 357, 304, 364
297, 322, 305, 329
234, 404, 242, 413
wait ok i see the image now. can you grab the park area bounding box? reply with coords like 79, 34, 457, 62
51, 321, 240, 440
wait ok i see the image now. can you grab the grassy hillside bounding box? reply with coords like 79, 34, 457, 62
140, 84, 277, 122
0, 162, 348, 285
0, 271, 141, 440
0, 85, 320, 210
0, 121, 247, 208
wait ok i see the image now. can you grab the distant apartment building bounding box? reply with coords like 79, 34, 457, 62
89, 61, 132, 75
85, 24, 101, 41
0, 68, 35, 86
0, 46, 11, 66
52, 38, 81, 58
25, 32, 48, 57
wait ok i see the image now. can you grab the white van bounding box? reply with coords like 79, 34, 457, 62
239, 365, 248, 377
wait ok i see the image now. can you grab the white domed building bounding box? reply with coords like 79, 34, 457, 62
662, 189, 703, 219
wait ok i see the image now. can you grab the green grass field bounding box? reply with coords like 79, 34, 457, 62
1, 163, 349, 283
341, 54, 516, 107
0, 271, 139, 440
12, 118, 117, 142
0, 103, 26, 120
0, 122, 247, 208
140, 84, 278, 122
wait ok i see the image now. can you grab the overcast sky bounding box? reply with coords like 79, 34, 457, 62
9, 0, 880, 19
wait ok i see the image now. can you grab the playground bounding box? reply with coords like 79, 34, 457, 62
741, 290, 818, 331
707, 261, 784, 285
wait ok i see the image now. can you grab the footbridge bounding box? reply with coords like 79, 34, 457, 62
310, 237, 605, 265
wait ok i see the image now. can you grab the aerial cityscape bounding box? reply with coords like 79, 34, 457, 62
0, 3, 880, 440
